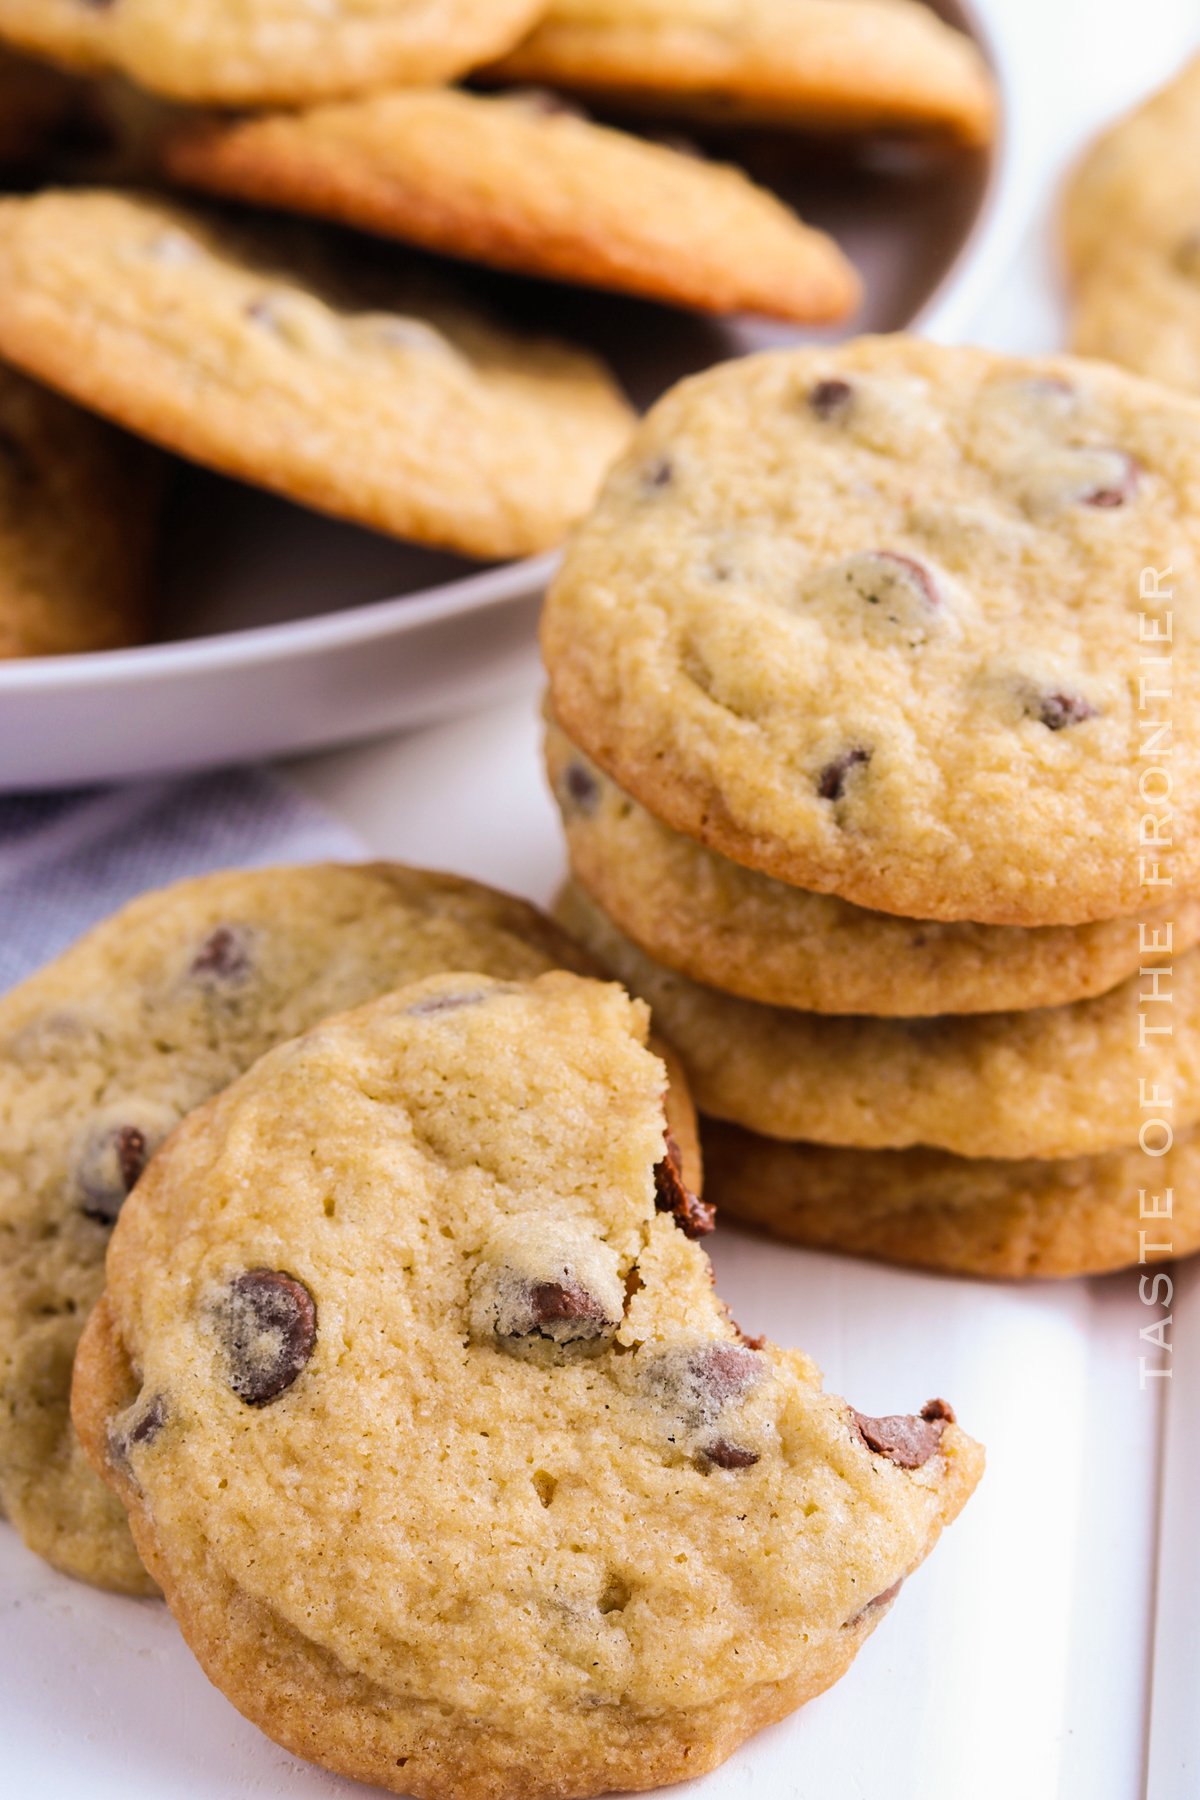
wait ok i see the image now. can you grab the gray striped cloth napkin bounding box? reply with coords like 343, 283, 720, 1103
0, 770, 362, 991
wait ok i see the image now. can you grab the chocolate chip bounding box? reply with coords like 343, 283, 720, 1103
561, 759, 601, 816
127, 1393, 167, 1448
645, 1341, 765, 1428
817, 746, 872, 802
809, 377, 854, 420
642, 456, 673, 490
78, 1125, 150, 1225
406, 988, 488, 1017
1082, 452, 1138, 508
190, 924, 253, 983
852, 1397, 953, 1469
1034, 691, 1096, 731
844, 1575, 903, 1627
106, 1392, 167, 1473
654, 1128, 714, 1238
697, 1437, 760, 1471
219, 1270, 317, 1406
528, 1279, 609, 1328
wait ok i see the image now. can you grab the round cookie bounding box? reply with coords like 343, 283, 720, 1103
558, 882, 1200, 1160
1063, 57, 1200, 395
0, 861, 700, 1595
0, 189, 634, 561
0, 0, 547, 105
542, 337, 1200, 926
1062, 54, 1200, 278
546, 719, 1200, 1015
0, 363, 161, 658
703, 1118, 1199, 1281
1070, 253, 1200, 398
72, 970, 982, 1800
485, 0, 997, 145
162, 86, 860, 325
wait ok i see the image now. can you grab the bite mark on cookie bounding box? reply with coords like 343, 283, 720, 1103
852, 1397, 953, 1469
654, 1128, 714, 1238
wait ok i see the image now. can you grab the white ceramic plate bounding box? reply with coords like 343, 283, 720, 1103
0, 0, 1014, 790
1, 690, 1191, 1798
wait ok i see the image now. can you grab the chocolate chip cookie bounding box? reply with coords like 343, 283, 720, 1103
703, 1118, 1199, 1280
1064, 55, 1200, 394
0, 189, 634, 559
543, 338, 1200, 925
72, 969, 981, 1799
0, 0, 546, 105
546, 719, 1200, 1014
161, 85, 860, 323
486, 0, 997, 145
0, 363, 161, 658
0, 862, 702, 1594
558, 882, 1200, 1159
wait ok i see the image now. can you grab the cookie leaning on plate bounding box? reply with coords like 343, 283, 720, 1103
558, 883, 1200, 1160
72, 970, 982, 1800
486, 0, 997, 145
161, 86, 860, 324
0, 862, 699, 1596
0, 0, 547, 104
1063, 56, 1200, 393
0, 189, 634, 559
543, 338, 1200, 925
703, 1119, 1200, 1281
0, 363, 161, 658
545, 721, 1200, 1014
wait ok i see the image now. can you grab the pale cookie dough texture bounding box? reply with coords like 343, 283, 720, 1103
0, 862, 702, 1595
703, 1119, 1199, 1281
0, 0, 547, 105
0, 189, 634, 559
72, 971, 982, 1800
545, 720, 1200, 1015
0, 363, 161, 658
486, 0, 997, 145
162, 86, 860, 323
542, 338, 1200, 925
1063, 56, 1200, 394
558, 883, 1200, 1161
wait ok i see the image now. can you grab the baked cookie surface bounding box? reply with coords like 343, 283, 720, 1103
703, 1119, 1198, 1281
0, 0, 546, 104
486, 0, 997, 144
0, 364, 160, 658
72, 970, 981, 1800
162, 86, 859, 323
559, 883, 1200, 1160
0, 189, 633, 559
542, 338, 1200, 925
546, 720, 1200, 1014
0, 862, 675, 1595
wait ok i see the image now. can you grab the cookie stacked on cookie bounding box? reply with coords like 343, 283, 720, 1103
543, 335, 1200, 1278
0, 856, 982, 1795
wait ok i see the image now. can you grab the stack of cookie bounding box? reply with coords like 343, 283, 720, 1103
542, 333, 1200, 1280
0, 859, 982, 1798
0, 0, 998, 661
